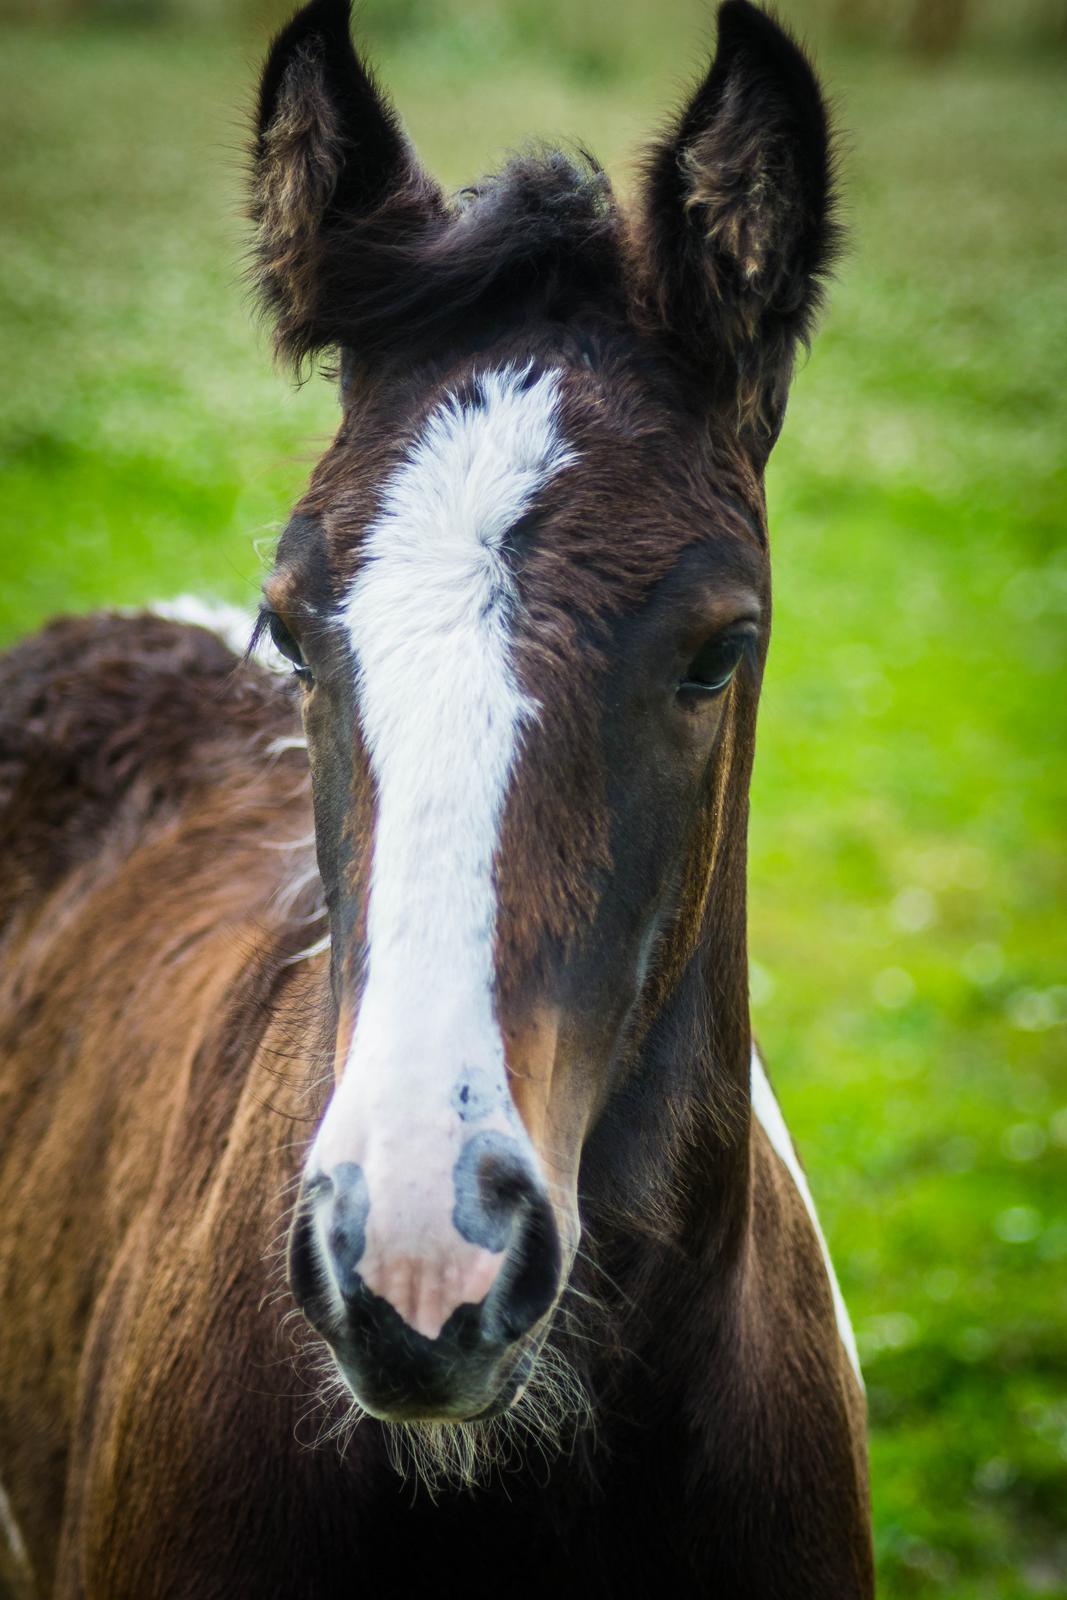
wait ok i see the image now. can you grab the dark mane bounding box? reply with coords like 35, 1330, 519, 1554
252, 143, 627, 370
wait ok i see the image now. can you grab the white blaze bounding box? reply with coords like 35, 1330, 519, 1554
343, 364, 571, 1075
309, 367, 572, 1334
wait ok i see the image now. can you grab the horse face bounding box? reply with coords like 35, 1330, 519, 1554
253, 0, 835, 1423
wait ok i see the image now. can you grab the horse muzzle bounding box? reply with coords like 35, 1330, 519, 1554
287, 1131, 563, 1421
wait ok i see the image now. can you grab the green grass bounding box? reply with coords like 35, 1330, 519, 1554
1, 14, 1065, 1596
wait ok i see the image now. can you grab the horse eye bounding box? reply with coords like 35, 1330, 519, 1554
678, 633, 748, 699
268, 613, 310, 679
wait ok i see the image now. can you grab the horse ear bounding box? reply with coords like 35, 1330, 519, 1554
639, 0, 840, 454
250, 0, 443, 369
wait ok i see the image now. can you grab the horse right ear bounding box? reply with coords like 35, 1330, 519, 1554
250, 0, 443, 369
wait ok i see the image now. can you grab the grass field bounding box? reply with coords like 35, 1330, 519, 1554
1, 9, 1065, 1594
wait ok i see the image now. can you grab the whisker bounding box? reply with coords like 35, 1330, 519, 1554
282, 933, 332, 966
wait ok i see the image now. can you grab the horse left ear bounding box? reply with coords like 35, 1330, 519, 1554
639, 0, 840, 456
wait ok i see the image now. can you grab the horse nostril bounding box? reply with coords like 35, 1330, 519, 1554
323, 1162, 369, 1301
287, 1192, 321, 1313
452, 1131, 561, 1343
453, 1131, 538, 1254
492, 1182, 561, 1341
480, 1149, 535, 1224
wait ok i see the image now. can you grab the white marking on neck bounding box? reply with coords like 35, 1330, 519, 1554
750, 1046, 863, 1383
0, 1480, 34, 1597
319, 366, 571, 1162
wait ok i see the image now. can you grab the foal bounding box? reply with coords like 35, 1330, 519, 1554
0, 1, 873, 1594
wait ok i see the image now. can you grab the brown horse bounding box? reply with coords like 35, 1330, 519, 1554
0, 2, 873, 1594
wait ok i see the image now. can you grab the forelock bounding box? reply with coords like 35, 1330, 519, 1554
312, 149, 629, 366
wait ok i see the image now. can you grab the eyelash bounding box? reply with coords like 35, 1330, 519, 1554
263, 611, 312, 682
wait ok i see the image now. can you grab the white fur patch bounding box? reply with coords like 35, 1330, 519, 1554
149, 595, 287, 672
0, 1480, 34, 1597
343, 366, 569, 1016
309, 366, 572, 1332
750, 1046, 862, 1382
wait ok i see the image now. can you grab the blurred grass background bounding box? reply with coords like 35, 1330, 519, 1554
0, 0, 1064, 1593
